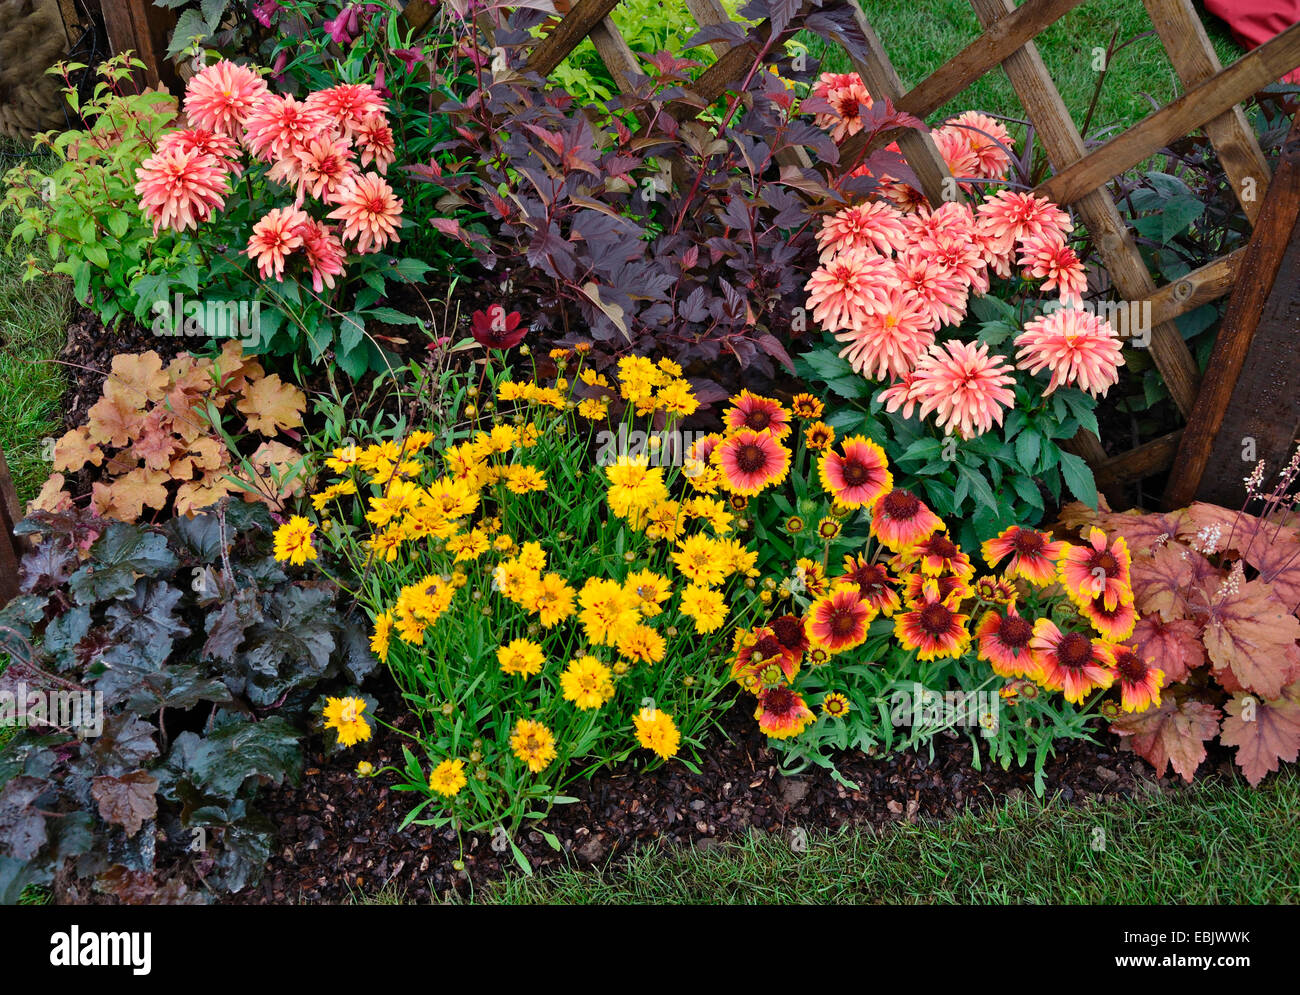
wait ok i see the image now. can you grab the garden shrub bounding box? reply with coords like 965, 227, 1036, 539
1060, 449, 1300, 785
30, 343, 307, 523
0, 502, 375, 903
429, 4, 918, 392
2, 54, 179, 328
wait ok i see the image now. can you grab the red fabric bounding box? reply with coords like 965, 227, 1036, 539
1203, 0, 1300, 83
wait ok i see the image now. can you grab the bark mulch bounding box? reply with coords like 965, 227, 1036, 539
225, 691, 1159, 905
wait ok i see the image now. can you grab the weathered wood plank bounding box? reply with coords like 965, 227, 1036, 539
1037, 21, 1300, 208
847, 6, 956, 207
0, 447, 26, 606
1141, 0, 1271, 225
1093, 429, 1183, 492
1145, 247, 1244, 329
101, 0, 178, 91
1164, 113, 1300, 508
525, 0, 623, 76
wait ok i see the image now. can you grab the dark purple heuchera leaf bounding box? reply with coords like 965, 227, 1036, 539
471, 305, 526, 349
0, 776, 50, 861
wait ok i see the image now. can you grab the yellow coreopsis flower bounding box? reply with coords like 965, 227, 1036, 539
671, 534, 728, 587
624, 569, 671, 617
428, 758, 467, 797
578, 577, 642, 646
527, 572, 576, 627
323, 696, 371, 747
273, 516, 317, 566
616, 623, 666, 666
370, 611, 393, 664
560, 656, 615, 710
633, 706, 680, 759
447, 529, 490, 562
497, 637, 545, 678
511, 718, 557, 772
680, 583, 728, 633
504, 464, 547, 494
365, 478, 424, 528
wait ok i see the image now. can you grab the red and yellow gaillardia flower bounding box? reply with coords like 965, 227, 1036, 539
724, 390, 792, 439
972, 575, 1018, 606
1029, 620, 1115, 704
791, 393, 825, 420
807, 584, 877, 654
1057, 527, 1133, 611
769, 614, 810, 658
819, 435, 892, 510
869, 488, 944, 552
902, 531, 975, 580
1079, 592, 1137, 642
975, 607, 1038, 678
1110, 645, 1165, 713
731, 628, 802, 687
981, 525, 1064, 586
821, 691, 851, 718
838, 554, 902, 616
754, 686, 816, 739
714, 428, 792, 496
895, 593, 971, 661
805, 422, 836, 450
900, 570, 971, 608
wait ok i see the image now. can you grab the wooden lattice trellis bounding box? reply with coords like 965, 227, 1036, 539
54, 0, 1300, 514
505, 0, 1300, 510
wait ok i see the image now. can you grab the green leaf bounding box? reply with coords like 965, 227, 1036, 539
1015, 430, 1041, 474
69, 523, 178, 604
1058, 450, 1098, 508
1160, 195, 1205, 243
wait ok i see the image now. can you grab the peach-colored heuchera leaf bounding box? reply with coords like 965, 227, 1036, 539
1129, 616, 1205, 684
106, 467, 170, 521
1130, 542, 1202, 622
1219, 686, 1300, 786
87, 391, 146, 449
1199, 579, 1300, 699
174, 472, 233, 517
1243, 534, 1300, 616
27, 473, 72, 516
104, 350, 169, 408
131, 413, 178, 471
52, 426, 104, 473
235, 373, 305, 435
1111, 697, 1221, 782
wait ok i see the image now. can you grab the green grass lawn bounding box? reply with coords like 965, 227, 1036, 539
0, 141, 69, 506
804, 0, 1242, 136
475, 769, 1299, 904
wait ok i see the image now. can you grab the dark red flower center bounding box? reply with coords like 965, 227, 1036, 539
755, 635, 784, 660
926, 536, 958, 559
735, 443, 769, 474
1090, 550, 1119, 575
771, 615, 807, 650
999, 615, 1032, 647
761, 686, 797, 716
1057, 632, 1094, 669
1012, 529, 1045, 555
745, 408, 772, 430
918, 603, 954, 637
1115, 651, 1148, 683
840, 457, 870, 487
828, 604, 863, 638
881, 489, 920, 519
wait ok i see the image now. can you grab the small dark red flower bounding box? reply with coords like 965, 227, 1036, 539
471, 304, 526, 350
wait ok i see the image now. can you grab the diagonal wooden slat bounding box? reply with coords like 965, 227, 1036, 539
847, 5, 957, 207
526, 0, 624, 76
1037, 21, 1300, 208
1142, 0, 1271, 226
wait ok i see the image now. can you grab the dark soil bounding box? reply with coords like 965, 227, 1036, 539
223, 689, 1159, 906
